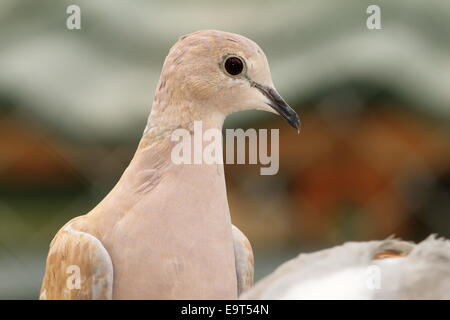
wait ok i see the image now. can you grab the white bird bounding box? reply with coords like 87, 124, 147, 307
241, 235, 450, 300
39, 30, 299, 299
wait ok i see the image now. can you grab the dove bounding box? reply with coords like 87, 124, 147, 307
39, 30, 299, 300
241, 236, 450, 300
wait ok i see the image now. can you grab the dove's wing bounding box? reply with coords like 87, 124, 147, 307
232, 225, 254, 295
40, 221, 113, 300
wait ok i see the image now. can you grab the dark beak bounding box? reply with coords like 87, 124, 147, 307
252, 82, 300, 131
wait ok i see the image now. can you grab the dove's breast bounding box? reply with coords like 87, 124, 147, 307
97, 161, 238, 299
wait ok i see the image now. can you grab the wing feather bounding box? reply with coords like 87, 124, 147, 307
232, 225, 254, 296
40, 223, 113, 300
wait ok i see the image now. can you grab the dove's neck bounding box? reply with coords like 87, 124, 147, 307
94, 109, 231, 223
96, 109, 231, 225
144, 107, 226, 135
129, 109, 228, 196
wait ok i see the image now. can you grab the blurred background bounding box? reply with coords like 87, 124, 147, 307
1, 0, 449, 299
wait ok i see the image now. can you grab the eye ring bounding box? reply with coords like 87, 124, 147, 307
222, 55, 246, 77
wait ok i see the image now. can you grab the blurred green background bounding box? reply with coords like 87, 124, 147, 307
1, 0, 449, 299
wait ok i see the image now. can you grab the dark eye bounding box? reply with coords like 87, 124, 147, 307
224, 56, 244, 76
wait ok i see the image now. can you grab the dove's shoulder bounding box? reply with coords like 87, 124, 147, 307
40, 216, 113, 300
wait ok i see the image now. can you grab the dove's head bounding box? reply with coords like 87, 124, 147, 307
150, 30, 299, 130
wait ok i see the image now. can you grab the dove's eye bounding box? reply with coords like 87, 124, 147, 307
223, 55, 245, 77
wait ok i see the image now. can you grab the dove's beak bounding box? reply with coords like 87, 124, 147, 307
252, 82, 300, 131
